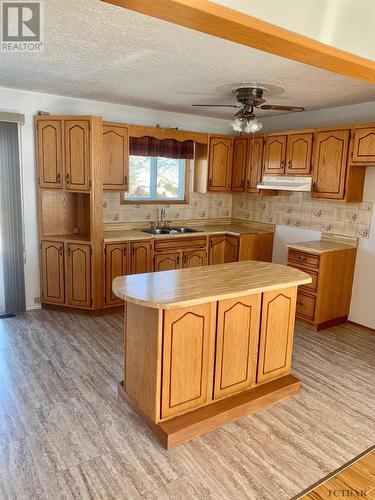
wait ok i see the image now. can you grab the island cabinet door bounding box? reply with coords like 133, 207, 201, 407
154, 252, 181, 272
161, 303, 216, 419
105, 244, 128, 306
214, 294, 261, 400
257, 287, 297, 384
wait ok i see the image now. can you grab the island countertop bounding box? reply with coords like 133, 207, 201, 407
113, 260, 312, 309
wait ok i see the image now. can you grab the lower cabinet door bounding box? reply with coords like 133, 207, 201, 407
41, 241, 65, 304
130, 241, 152, 274
154, 252, 180, 272
257, 287, 297, 384
182, 250, 207, 268
209, 235, 238, 265
66, 243, 91, 308
214, 294, 261, 400
161, 303, 215, 419
105, 244, 128, 306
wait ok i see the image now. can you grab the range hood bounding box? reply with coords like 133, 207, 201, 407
257, 176, 312, 192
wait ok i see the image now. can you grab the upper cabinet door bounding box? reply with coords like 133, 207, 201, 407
231, 137, 247, 192
64, 120, 91, 191
285, 133, 313, 175
102, 123, 129, 191
263, 135, 287, 175
352, 127, 375, 164
208, 137, 233, 192
37, 120, 63, 189
312, 129, 350, 199
246, 136, 264, 193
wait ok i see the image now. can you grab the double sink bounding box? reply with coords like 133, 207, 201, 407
142, 226, 202, 235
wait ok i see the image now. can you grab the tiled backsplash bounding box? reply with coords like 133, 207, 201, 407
232, 192, 372, 239
103, 191, 373, 239
103, 192, 233, 224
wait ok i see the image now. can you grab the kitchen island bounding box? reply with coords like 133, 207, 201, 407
113, 260, 311, 449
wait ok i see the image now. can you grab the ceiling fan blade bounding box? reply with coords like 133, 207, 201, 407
192, 104, 241, 108
260, 104, 305, 112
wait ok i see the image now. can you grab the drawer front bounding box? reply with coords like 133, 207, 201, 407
154, 236, 207, 253
288, 264, 319, 293
288, 250, 320, 269
296, 292, 316, 321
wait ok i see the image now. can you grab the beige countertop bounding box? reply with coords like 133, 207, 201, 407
113, 260, 311, 309
103, 222, 273, 243
287, 240, 357, 255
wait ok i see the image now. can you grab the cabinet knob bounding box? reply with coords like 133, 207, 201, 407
59, 246, 63, 256
280, 160, 285, 168
57, 173, 61, 184
66, 173, 70, 184
297, 301, 304, 306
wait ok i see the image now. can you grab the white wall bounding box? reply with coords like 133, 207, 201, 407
261, 104, 375, 329
272, 226, 321, 264
0, 86, 231, 311
213, 0, 375, 61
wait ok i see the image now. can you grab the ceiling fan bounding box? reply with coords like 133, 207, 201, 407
192, 85, 305, 134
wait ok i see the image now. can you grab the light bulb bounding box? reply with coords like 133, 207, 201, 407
230, 118, 244, 132
245, 117, 263, 134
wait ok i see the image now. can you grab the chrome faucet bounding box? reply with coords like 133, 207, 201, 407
158, 208, 166, 228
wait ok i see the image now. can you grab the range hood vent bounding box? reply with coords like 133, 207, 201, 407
257, 176, 312, 192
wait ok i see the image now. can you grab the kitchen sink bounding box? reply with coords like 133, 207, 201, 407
142, 227, 202, 235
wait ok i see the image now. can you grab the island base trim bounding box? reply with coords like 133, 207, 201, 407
118, 374, 300, 449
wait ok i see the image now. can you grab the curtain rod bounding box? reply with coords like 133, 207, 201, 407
0, 112, 25, 125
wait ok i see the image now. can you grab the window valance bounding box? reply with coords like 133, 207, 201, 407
130, 136, 194, 159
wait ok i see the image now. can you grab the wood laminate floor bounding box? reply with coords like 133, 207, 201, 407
0, 310, 374, 499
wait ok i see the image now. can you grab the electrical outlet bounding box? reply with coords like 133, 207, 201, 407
34, 297, 41, 304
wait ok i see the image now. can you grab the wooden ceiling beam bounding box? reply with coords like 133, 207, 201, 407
102, 0, 375, 83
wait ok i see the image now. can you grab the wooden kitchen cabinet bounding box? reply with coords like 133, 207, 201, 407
102, 122, 129, 190
352, 126, 375, 164
287, 245, 357, 330
246, 136, 264, 193
311, 128, 350, 199
154, 252, 180, 272
41, 241, 65, 304
182, 250, 208, 268
231, 137, 247, 191
105, 243, 128, 306
208, 136, 233, 192
214, 294, 261, 400
66, 243, 91, 308
64, 120, 91, 191
37, 120, 63, 189
285, 132, 313, 175
263, 135, 287, 175
37, 116, 99, 192
130, 241, 152, 274
257, 287, 297, 384
161, 303, 215, 419
238, 233, 274, 263
208, 235, 239, 265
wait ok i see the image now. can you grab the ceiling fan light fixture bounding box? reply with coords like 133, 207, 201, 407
230, 115, 263, 134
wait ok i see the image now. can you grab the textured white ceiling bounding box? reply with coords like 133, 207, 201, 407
0, 0, 375, 119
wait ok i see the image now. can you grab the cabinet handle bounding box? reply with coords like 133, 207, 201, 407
288, 159, 292, 168
57, 173, 61, 184
298, 256, 306, 261
59, 246, 63, 256
123, 247, 127, 257
240, 179, 245, 187
312, 181, 317, 192
67, 246, 71, 257
208, 178, 213, 187
297, 301, 304, 306
124, 175, 128, 188
280, 160, 285, 168
177, 255, 180, 265
132, 246, 135, 256
66, 173, 70, 184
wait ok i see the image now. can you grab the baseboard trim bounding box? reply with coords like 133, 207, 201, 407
42, 304, 124, 316
348, 320, 375, 334
118, 374, 301, 449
